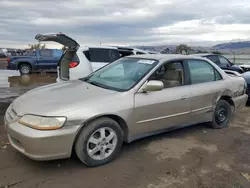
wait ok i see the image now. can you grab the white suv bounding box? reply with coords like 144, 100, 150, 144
59, 45, 122, 82
35, 33, 150, 82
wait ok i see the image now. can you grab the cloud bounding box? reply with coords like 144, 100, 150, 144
1, 0, 250, 48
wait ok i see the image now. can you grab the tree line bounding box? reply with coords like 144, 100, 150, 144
26, 43, 222, 55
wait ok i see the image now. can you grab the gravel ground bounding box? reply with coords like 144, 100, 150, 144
1, 106, 250, 188
0, 69, 250, 188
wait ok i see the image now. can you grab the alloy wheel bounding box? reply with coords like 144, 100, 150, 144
87, 127, 118, 160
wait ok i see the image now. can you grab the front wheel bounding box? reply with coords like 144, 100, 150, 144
211, 99, 232, 129
75, 118, 123, 167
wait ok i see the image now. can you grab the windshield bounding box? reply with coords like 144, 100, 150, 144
84, 57, 158, 91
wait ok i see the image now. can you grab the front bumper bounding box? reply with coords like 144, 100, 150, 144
5, 117, 80, 161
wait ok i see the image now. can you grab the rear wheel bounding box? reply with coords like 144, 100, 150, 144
75, 117, 123, 167
19, 64, 31, 74
211, 99, 232, 129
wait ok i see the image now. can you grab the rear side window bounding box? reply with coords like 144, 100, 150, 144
187, 60, 222, 84
88, 48, 120, 63
40, 49, 53, 57
83, 50, 90, 61
53, 50, 63, 58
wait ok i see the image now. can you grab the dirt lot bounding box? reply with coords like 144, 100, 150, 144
1, 70, 250, 188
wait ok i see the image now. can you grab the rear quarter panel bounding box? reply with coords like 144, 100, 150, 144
10, 57, 37, 70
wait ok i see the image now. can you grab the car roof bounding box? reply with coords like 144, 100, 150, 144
79, 45, 118, 50
127, 54, 208, 61
191, 53, 214, 57
112, 46, 149, 53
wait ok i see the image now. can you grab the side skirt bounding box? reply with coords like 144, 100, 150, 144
126, 121, 211, 143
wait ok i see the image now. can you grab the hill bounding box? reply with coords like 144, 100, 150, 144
213, 41, 250, 50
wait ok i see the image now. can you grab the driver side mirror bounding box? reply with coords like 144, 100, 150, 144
142, 80, 164, 92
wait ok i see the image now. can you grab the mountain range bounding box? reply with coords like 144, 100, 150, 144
134, 41, 250, 54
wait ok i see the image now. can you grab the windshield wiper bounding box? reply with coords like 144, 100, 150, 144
86, 80, 111, 90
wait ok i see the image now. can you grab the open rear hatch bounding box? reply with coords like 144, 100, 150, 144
35, 33, 79, 49
35, 33, 80, 81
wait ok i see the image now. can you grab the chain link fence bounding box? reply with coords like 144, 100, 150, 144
223, 54, 250, 65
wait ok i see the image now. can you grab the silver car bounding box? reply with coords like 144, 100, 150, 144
4, 34, 248, 167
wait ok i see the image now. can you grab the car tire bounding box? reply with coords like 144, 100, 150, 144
75, 117, 123, 167
211, 99, 232, 129
19, 64, 31, 74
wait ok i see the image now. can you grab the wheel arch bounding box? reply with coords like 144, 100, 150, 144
219, 95, 235, 111
71, 114, 129, 155
17, 61, 33, 70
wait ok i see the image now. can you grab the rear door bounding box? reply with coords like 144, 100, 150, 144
37, 49, 57, 69
186, 59, 223, 122
88, 48, 120, 71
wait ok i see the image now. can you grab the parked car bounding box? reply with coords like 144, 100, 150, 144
0, 52, 7, 58
241, 72, 250, 102
115, 46, 150, 57
223, 70, 250, 101
6, 49, 63, 74
239, 62, 250, 72
5, 51, 247, 167
192, 53, 244, 73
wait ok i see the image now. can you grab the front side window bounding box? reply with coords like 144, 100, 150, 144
84, 58, 158, 91
149, 61, 184, 88
136, 51, 146, 55
219, 56, 230, 66
187, 60, 222, 84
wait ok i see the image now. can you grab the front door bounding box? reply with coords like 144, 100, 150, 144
133, 61, 192, 136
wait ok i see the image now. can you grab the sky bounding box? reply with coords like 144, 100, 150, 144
1, 0, 250, 48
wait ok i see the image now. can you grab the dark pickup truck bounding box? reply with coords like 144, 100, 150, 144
7, 49, 63, 74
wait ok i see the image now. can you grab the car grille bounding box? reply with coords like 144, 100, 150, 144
5, 107, 18, 123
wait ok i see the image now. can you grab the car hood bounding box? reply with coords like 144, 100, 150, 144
231, 64, 242, 69
12, 80, 117, 116
240, 64, 250, 68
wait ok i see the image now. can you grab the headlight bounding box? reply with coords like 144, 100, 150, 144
18, 114, 66, 130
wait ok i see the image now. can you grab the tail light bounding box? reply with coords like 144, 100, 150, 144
69, 61, 79, 68
7, 57, 10, 63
